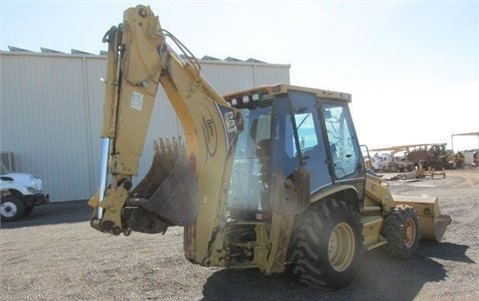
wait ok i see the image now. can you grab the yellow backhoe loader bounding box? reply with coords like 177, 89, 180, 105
88, 5, 451, 290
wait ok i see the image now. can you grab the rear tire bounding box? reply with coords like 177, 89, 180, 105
288, 198, 364, 290
381, 205, 420, 258
1, 195, 25, 221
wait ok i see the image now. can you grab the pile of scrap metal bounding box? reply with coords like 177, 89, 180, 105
370, 152, 414, 173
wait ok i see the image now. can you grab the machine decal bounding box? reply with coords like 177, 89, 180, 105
215, 103, 238, 151
200, 105, 218, 162
130, 92, 144, 111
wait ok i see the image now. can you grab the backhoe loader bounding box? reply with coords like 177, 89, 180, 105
88, 5, 451, 290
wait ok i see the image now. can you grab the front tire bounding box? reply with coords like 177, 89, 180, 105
381, 205, 420, 258
288, 198, 364, 290
1, 195, 25, 221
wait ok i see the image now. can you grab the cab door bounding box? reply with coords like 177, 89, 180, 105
275, 91, 333, 193
321, 102, 364, 181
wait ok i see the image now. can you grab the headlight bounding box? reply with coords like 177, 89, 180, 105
26, 186, 36, 193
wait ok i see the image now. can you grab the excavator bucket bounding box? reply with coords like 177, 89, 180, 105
125, 137, 199, 233
393, 196, 451, 242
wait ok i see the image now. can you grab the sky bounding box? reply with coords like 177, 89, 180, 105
1, 0, 478, 151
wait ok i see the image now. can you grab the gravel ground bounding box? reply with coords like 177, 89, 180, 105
1, 169, 478, 301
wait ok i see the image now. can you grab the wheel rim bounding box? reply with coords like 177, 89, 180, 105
404, 217, 417, 247
328, 222, 355, 272
0, 201, 17, 218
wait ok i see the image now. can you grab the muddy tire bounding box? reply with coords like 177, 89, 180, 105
381, 205, 420, 259
288, 198, 364, 290
1, 195, 25, 221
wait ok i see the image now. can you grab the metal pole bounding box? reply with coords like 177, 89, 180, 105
98, 138, 110, 219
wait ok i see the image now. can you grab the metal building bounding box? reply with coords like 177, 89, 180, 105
0, 51, 290, 201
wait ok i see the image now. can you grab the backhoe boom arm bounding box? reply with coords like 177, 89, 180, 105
89, 5, 241, 247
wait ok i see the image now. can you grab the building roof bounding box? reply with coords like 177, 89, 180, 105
7, 46, 270, 64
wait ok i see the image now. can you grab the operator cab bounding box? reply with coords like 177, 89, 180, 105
224, 84, 366, 216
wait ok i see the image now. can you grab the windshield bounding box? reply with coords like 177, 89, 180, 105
323, 102, 361, 178
228, 102, 273, 212
1, 161, 10, 174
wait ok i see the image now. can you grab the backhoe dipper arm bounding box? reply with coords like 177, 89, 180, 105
89, 5, 241, 238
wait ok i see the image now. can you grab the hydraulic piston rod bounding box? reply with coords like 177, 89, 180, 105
97, 138, 110, 219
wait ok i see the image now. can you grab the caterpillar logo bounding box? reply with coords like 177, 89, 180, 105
215, 104, 239, 151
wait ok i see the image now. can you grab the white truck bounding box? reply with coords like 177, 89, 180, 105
0, 162, 49, 221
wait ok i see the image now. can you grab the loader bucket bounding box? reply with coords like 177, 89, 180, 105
129, 137, 199, 227
393, 196, 451, 242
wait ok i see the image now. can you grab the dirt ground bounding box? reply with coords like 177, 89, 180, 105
1, 169, 478, 301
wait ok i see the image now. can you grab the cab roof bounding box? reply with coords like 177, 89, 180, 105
223, 84, 352, 105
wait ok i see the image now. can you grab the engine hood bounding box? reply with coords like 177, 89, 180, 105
1, 172, 36, 183
1, 172, 43, 193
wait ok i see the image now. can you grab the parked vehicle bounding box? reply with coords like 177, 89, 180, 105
0, 162, 49, 221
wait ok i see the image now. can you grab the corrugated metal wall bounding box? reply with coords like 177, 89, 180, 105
0, 52, 290, 201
